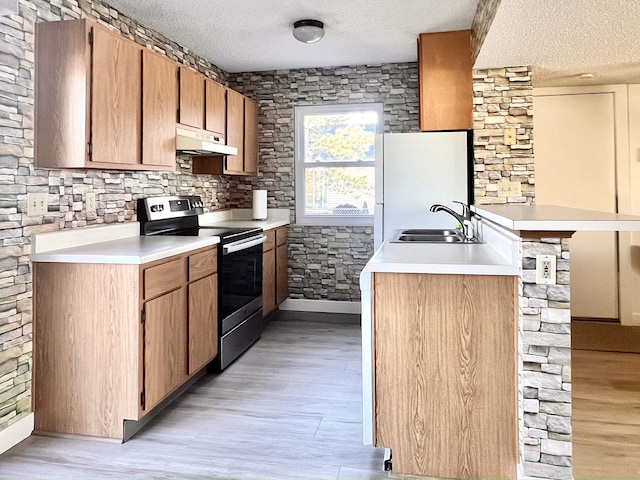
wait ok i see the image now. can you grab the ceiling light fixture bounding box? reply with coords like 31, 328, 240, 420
293, 19, 324, 44
579, 73, 594, 79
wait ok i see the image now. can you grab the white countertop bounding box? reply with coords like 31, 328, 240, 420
361, 239, 518, 277
30, 234, 220, 265
199, 208, 290, 231
473, 204, 640, 231
30, 208, 291, 265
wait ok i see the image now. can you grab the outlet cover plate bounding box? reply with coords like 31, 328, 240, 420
498, 181, 522, 197
536, 254, 557, 285
27, 192, 48, 216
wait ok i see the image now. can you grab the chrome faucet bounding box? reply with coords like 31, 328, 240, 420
429, 201, 475, 240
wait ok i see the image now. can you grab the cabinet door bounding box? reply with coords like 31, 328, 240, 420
142, 51, 177, 168
263, 247, 276, 316
34, 19, 91, 169
225, 88, 245, 174
373, 273, 517, 479
179, 67, 204, 129
276, 243, 288, 305
244, 98, 259, 174
91, 25, 142, 165
418, 31, 472, 131
144, 288, 187, 411
205, 79, 226, 136
188, 274, 218, 374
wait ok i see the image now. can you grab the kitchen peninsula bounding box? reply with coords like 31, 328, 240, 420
360, 204, 640, 480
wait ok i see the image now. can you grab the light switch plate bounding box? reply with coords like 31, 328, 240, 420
27, 192, 48, 216
504, 128, 517, 145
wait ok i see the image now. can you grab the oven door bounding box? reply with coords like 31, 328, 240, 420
219, 234, 265, 334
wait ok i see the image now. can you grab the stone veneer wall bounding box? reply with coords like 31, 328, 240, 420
473, 67, 534, 204
470, 0, 502, 61
0, 0, 241, 433
229, 64, 420, 301
520, 237, 572, 479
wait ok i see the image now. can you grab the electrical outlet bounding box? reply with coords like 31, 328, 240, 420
504, 128, 517, 145
27, 192, 48, 216
536, 255, 557, 285
498, 181, 522, 197
86, 192, 96, 213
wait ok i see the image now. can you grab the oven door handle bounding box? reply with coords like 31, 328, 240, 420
223, 234, 267, 255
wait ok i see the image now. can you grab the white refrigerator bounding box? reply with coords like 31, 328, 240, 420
374, 131, 472, 249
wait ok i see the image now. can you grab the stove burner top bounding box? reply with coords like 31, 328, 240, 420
138, 196, 262, 243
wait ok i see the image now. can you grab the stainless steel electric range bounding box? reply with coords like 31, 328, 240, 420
138, 195, 265, 370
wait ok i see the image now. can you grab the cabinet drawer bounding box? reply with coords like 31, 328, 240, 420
263, 229, 275, 252
144, 258, 186, 299
189, 248, 217, 281
275, 226, 287, 246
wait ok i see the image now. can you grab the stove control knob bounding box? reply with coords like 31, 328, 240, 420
150, 204, 164, 212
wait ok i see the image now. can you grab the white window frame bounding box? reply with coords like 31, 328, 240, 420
294, 103, 383, 226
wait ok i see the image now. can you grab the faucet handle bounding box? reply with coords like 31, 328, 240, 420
452, 201, 471, 219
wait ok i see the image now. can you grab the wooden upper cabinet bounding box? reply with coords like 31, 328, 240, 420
179, 67, 205, 129
35, 20, 91, 169
34, 19, 174, 171
418, 30, 472, 131
142, 50, 177, 168
205, 79, 226, 136
91, 26, 142, 165
244, 98, 259, 175
225, 88, 245, 174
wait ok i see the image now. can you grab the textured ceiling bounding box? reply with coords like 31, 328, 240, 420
104, 0, 479, 73
475, 0, 640, 87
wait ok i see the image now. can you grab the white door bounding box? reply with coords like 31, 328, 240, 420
534, 93, 618, 319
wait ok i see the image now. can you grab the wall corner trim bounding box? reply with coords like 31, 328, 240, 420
0, 413, 33, 455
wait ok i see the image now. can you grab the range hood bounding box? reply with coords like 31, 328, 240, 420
176, 127, 238, 156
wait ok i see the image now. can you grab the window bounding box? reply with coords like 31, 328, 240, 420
295, 104, 383, 226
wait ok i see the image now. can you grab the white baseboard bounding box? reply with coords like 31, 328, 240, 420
279, 299, 361, 314
0, 413, 33, 455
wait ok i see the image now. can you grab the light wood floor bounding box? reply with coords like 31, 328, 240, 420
0, 311, 387, 479
573, 349, 640, 479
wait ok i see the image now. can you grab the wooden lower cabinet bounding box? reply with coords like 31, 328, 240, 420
373, 273, 518, 479
275, 226, 289, 305
144, 288, 187, 411
263, 226, 288, 317
188, 274, 218, 375
33, 245, 218, 440
262, 247, 276, 316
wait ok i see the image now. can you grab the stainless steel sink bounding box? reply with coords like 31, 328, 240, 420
390, 229, 480, 244
400, 229, 462, 236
